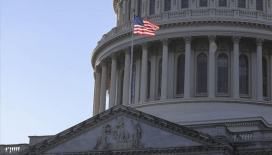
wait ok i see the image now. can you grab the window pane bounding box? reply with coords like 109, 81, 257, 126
217, 54, 228, 93
165, 0, 171, 11
263, 58, 267, 97
238, 0, 246, 8
181, 0, 189, 8
200, 0, 208, 7
177, 55, 185, 94
239, 55, 248, 94
138, 0, 142, 17
131, 65, 136, 103
150, 0, 155, 15
158, 59, 162, 97
256, 0, 263, 11
197, 53, 207, 93
219, 0, 227, 7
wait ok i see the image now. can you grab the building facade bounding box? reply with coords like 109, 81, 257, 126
1, 0, 272, 155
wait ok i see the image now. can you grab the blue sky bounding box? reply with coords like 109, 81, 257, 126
1, 0, 116, 144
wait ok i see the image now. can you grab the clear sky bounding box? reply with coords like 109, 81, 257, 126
1, 0, 116, 144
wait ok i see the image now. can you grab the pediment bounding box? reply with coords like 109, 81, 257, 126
21, 105, 225, 154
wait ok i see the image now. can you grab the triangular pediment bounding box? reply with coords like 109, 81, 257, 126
21, 105, 226, 154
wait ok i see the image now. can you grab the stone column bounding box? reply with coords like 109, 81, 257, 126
123, 48, 131, 105
93, 68, 101, 115
135, 52, 142, 103
140, 43, 149, 103
183, 36, 192, 99
208, 36, 216, 98
149, 49, 157, 101
270, 54, 272, 101
109, 54, 117, 108
99, 60, 107, 113
256, 38, 265, 101
161, 39, 170, 100
115, 68, 119, 106
168, 47, 175, 99
123, 0, 128, 23
232, 36, 241, 99
120, 1, 123, 24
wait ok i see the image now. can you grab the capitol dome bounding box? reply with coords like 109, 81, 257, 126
2, 1, 272, 155
91, 0, 272, 132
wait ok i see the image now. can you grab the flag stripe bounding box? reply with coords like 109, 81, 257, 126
134, 15, 159, 37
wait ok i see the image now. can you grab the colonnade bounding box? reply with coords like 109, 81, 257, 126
92, 36, 268, 116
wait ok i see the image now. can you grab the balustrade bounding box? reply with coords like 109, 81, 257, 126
239, 11, 257, 19
233, 132, 253, 142
233, 131, 272, 142
262, 131, 272, 140
215, 10, 234, 17
94, 8, 272, 54
169, 11, 186, 19
0, 144, 28, 155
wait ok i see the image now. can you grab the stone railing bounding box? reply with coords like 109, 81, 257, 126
91, 8, 272, 67
0, 144, 28, 155
232, 132, 253, 142
94, 8, 272, 52
262, 131, 272, 140
232, 131, 272, 142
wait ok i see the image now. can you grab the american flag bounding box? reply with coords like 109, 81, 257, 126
134, 15, 159, 37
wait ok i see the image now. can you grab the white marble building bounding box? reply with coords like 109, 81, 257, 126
92, 0, 272, 131
1, 0, 272, 155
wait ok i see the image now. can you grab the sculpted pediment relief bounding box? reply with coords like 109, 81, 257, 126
21, 105, 225, 154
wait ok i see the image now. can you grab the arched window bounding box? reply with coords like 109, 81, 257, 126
138, 0, 142, 17
238, 0, 246, 8
181, 0, 189, 8
164, 0, 171, 11
256, 0, 263, 11
147, 61, 151, 98
200, 0, 208, 7
239, 54, 248, 94
263, 57, 267, 97
131, 65, 136, 103
219, 0, 227, 7
217, 54, 228, 93
177, 55, 185, 94
158, 59, 162, 97
150, 0, 155, 15
197, 53, 207, 93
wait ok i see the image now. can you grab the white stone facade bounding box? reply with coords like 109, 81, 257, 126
1, 1, 272, 155
92, 0, 272, 132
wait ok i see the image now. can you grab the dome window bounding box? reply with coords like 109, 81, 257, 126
239, 54, 248, 95
256, 0, 263, 11
181, 0, 189, 8
177, 55, 185, 95
218, 0, 227, 7
217, 54, 228, 93
150, 0, 155, 15
199, 0, 208, 7
164, 0, 171, 11
197, 53, 208, 93
238, 0, 246, 8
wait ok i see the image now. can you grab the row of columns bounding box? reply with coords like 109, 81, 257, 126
93, 36, 267, 116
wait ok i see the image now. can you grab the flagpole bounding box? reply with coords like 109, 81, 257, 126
128, 9, 135, 106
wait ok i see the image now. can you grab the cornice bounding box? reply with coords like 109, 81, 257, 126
130, 98, 272, 109
186, 120, 272, 131
30, 145, 234, 155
